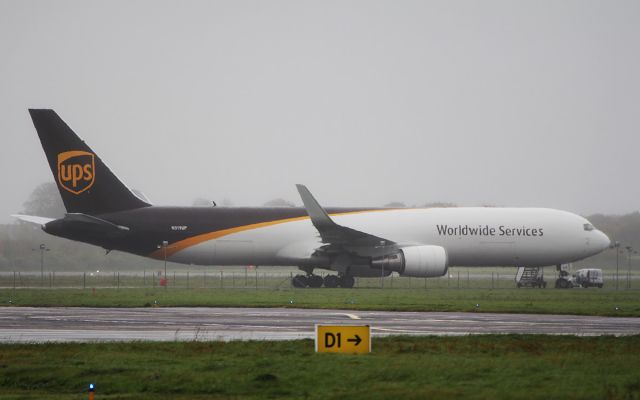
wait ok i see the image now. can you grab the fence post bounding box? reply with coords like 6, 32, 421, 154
49, 272, 52, 288
117, 272, 120, 289
187, 271, 190, 289
255, 270, 258, 289
13, 271, 16, 291
204, 271, 206, 288
457, 271, 460, 289
83, 272, 86, 289
220, 271, 223, 288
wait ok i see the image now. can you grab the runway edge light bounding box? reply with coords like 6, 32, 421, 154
88, 383, 95, 400
315, 324, 371, 354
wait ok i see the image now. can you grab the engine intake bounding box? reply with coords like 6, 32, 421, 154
371, 245, 448, 277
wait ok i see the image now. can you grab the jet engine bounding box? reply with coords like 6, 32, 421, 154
371, 245, 448, 277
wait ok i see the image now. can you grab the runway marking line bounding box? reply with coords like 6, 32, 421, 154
340, 313, 362, 320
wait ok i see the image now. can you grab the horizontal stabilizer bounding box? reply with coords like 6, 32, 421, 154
64, 213, 130, 232
11, 214, 55, 226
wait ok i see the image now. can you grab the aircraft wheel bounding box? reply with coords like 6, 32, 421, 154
292, 274, 308, 288
324, 275, 340, 288
308, 275, 324, 288
558, 279, 569, 289
340, 275, 355, 288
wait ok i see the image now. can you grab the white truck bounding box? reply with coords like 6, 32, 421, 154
574, 268, 604, 288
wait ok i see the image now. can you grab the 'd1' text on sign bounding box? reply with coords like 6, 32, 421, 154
315, 325, 371, 354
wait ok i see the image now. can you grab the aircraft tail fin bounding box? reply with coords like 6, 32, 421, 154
28, 109, 151, 215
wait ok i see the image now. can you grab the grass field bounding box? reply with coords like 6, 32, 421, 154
0, 336, 638, 399
2, 288, 639, 317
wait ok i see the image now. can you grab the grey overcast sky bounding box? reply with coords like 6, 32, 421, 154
1, 0, 639, 222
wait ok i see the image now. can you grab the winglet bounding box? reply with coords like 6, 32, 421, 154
295, 184, 336, 231
295, 184, 394, 247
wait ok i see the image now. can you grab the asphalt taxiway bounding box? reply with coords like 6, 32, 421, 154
0, 307, 638, 342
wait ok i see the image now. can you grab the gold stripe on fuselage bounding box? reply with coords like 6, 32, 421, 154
149, 209, 398, 259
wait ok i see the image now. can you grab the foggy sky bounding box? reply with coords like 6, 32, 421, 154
1, 0, 639, 223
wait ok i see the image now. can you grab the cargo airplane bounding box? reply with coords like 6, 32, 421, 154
14, 109, 611, 288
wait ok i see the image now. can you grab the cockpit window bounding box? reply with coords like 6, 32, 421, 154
584, 223, 594, 231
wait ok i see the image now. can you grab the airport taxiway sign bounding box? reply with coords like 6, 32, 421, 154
315, 325, 371, 354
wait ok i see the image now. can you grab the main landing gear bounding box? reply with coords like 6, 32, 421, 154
291, 273, 355, 288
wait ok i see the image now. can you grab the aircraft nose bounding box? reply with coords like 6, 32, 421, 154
595, 230, 611, 252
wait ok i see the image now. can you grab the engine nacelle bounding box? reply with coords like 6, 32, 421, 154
371, 245, 448, 278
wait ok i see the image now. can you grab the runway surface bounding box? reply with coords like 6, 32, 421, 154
0, 307, 638, 342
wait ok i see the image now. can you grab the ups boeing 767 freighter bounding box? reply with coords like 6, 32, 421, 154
14, 109, 611, 288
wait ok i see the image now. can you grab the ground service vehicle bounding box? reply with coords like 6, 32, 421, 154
575, 268, 604, 288
515, 267, 547, 288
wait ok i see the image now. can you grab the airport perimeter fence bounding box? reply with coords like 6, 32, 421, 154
0, 270, 638, 290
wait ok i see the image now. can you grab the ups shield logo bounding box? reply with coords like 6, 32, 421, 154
57, 151, 95, 195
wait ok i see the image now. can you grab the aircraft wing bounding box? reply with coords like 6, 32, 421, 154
296, 184, 396, 254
